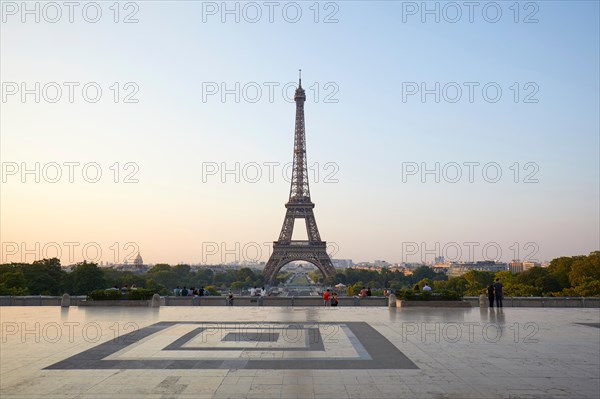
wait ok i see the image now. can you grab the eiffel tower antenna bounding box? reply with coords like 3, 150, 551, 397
263, 72, 336, 284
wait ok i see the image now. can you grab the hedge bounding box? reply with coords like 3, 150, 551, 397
397, 289, 462, 301
87, 288, 157, 301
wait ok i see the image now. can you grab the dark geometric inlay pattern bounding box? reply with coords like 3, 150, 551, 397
164, 327, 323, 351
45, 321, 418, 370
577, 323, 600, 329
223, 332, 280, 342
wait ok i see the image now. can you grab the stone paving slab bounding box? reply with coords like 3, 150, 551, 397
0, 306, 599, 398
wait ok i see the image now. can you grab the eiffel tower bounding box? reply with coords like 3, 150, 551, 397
263, 71, 336, 284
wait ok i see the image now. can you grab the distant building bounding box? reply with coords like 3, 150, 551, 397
523, 261, 541, 271
332, 259, 353, 268
111, 253, 148, 274
509, 260, 541, 273
447, 261, 508, 277
509, 260, 524, 273
433, 261, 452, 273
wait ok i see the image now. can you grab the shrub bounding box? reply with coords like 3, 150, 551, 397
439, 290, 462, 301
87, 288, 157, 300
397, 289, 462, 301
127, 289, 157, 300
87, 289, 122, 300
397, 289, 416, 300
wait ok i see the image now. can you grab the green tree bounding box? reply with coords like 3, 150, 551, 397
0, 269, 29, 295
236, 268, 256, 281
147, 264, 179, 289
516, 267, 560, 294
561, 280, 600, 297
462, 270, 495, 295
69, 261, 106, 295
548, 256, 581, 289
445, 277, 469, 294
568, 251, 600, 288
411, 266, 447, 283
20, 258, 65, 295
204, 285, 220, 296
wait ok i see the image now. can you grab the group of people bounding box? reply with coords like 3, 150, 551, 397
249, 286, 268, 297
413, 283, 432, 291
225, 287, 267, 306
323, 289, 339, 306
173, 286, 210, 297
109, 284, 137, 292
487, 278, 504, 308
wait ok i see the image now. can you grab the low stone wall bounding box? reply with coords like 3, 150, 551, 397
163, 296, 388, 307
397, 300, 472, 308
2, 296, 598, 307
0, 296, 87, 306
79, 300, 151, 307
464, 296, 600, 308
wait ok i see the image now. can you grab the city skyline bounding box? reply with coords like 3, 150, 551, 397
2, 2, 599, 266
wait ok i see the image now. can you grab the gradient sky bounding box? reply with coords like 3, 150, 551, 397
1, 1, 599, 265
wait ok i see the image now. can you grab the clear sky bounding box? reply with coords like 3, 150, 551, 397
1, 1, 598, 265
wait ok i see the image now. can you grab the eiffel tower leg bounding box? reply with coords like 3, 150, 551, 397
264, 249, 285, 284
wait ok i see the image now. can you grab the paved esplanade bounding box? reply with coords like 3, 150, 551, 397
0, 307, 598, 398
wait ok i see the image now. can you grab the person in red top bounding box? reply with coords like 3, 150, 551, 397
323, 289, 331, 306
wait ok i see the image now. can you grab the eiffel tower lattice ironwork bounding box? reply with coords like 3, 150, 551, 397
263, 71, 336, 284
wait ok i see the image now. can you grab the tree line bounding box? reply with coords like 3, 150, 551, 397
0, 251, 597, 297
0, 260, 265, 296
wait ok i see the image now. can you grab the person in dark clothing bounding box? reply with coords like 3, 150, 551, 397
487, 284, 495, 308
366, 287, 372, 297
493, 278, 504, 308
331, 292, 339, 307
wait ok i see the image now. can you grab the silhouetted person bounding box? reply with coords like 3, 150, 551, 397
493, 278, 504, 308
487, 284, 495, 308
366, 287, 372, 296
331, 292, 339, 307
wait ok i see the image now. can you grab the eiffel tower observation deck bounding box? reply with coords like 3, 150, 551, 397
263, 71, 336, 284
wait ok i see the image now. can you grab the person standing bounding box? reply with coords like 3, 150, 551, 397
493, 278, 504, 308
323, 289, 331, 306
487, 284, 495, 308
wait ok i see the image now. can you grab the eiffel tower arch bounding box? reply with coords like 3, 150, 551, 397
263, 71, 336, 284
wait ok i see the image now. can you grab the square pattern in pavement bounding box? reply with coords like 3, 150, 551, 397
0, 306, 598, 399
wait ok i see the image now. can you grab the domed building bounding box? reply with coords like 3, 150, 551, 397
133, 252, 144, 267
